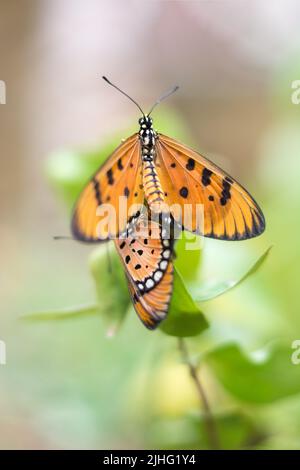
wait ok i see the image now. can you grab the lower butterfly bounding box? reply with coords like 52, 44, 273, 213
72, 77, 265, 243
114, 212, 174, 329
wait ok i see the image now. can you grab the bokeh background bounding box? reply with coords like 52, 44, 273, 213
1, 0, 300, 449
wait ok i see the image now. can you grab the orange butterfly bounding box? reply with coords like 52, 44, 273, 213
71, 77, 265, 243
114, 212, 174, 329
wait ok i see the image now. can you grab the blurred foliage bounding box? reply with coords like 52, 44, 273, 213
205, 342, 300, 403
160, 269, 208, 338
194, 245, 272, 302
24, 99, 300, 450
173, 232, 202, 282
146, 412, 264, 450
89, 246, 130, 336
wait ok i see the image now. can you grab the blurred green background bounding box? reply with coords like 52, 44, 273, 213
1, 0, 300, 450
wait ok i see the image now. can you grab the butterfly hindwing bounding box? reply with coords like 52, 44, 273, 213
156, 134, 265, 240
127, 263, 173, 330
114, 215, 174, 329
72, 134, 144, 242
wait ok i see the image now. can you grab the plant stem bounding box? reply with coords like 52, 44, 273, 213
178, 337, 220, 450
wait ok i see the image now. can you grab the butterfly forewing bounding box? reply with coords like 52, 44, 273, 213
72, 134, 144, 242
114, 215, 174, 329
156, 134, 265, 240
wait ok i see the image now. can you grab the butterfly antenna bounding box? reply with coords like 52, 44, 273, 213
148, 85, 179, 116
102, 76, 145, 116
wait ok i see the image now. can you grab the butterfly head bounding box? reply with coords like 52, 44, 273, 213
139, 115, 153, 130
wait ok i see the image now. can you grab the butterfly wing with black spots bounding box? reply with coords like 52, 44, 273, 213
156, 134, 265, 240
72, 134, 144, 242
115, 215, 174, 329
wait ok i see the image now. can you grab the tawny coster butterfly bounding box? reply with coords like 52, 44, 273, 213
72, 77, 265, 243
114, 212, 174, 329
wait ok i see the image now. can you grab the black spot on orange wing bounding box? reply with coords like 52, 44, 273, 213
92, 177, 102, 205
220, 178, 232, 206
106, 168, 114, 185
179, 186, 189, 198
125, 255, 131, 264
117, 158, 124, 170
124, 187, 130, 197
201, 168, 212, 186
186, 158, 195, 171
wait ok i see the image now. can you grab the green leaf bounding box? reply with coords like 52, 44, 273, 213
205, 342, 300, 403
194, 246, 273, 302
89, 245, 131, 335
160, 268, 209, 337
174, 232, 202, 283
22, 304, 99, 321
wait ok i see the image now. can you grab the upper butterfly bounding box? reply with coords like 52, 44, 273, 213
72, 77, 265, 242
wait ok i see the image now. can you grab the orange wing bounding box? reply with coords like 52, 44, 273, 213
127, 264, 173, 329
72, 134, 144, 242
155, 134, 265, 240
115, 215, 174, 329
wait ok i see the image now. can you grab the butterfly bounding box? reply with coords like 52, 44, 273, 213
72, 76, 265, 242
114, 211, 174, 329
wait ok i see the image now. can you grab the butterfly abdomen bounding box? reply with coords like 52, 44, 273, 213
140, 116, 165, 210
142, 159, 165, 208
